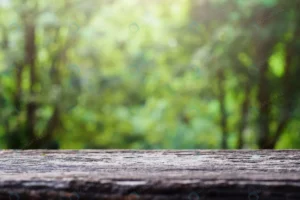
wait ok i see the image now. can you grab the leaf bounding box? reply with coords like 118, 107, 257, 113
269, 43, 285, 77
261, 0, 278, 7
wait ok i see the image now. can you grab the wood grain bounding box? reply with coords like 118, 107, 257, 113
0, 150, 299, 199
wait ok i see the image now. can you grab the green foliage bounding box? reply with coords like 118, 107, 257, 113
0, 0, 299, 149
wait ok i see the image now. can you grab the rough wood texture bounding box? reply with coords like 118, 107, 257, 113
0, 150, 299, 200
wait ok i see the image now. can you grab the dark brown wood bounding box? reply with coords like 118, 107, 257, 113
0, 150, 300, 200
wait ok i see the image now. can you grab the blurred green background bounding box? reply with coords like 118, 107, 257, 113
0, 0, 300, 149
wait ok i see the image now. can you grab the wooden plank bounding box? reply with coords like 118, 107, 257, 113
0, 150, 299, 199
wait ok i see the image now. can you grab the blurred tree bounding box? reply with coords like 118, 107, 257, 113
0, 0, 299, 150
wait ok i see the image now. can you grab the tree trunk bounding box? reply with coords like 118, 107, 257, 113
217, 69, 228, 149
255, 38, 273, 149
24, 17, 38, 141
237, 83, 250, 149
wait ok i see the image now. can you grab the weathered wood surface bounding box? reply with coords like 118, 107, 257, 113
0, 150, 300, 200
